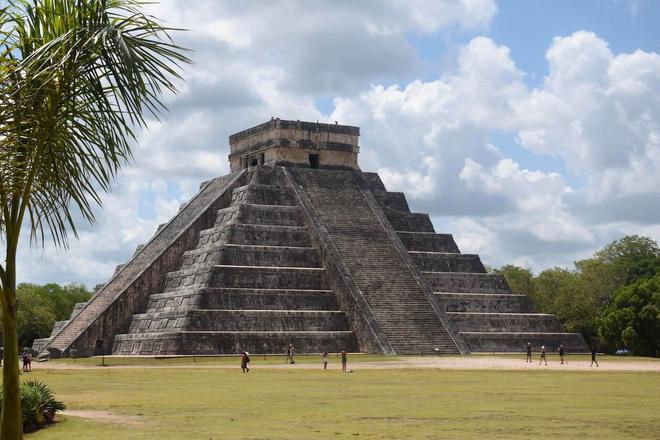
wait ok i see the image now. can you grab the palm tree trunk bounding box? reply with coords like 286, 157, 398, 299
1, 237, 23, 440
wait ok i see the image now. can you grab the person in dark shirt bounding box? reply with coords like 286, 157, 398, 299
22, 351, 29, 372
590, 347, 599, 367
558, 344, 565, 364
526, 342, 532, 363
241, 351, 250, 373
341, 350, 347, 373
285, 344, 295, 364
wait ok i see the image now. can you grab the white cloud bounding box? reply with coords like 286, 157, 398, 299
332, 31, 660, 270
10, 4, 660, 286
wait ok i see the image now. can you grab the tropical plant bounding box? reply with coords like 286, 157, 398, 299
599, 273, 660, 357
0, 1, 189, 437
0, 380, 66, 433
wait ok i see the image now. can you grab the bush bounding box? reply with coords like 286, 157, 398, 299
0, 380, 66, 433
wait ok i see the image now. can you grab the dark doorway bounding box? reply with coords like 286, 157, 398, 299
309, 153, 319, 169
94, 339, 105, 356
250, 157, 258, 167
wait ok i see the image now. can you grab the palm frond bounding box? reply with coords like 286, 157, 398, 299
0, 0, 191, 248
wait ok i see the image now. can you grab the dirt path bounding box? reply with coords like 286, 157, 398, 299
60, 410, 145, 425
36, 356, 660, 372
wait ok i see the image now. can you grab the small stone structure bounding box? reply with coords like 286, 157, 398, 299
228, 118, 360, 171
36, 119, 587, 357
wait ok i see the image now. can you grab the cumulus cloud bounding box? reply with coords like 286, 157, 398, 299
11, 2, 660, 285
332, 31, 660, 270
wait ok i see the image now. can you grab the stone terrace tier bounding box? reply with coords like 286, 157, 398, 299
113, 167, 360, 355
363, 174, 588, 353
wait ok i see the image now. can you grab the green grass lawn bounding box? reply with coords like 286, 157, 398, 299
20, 357, 660, 439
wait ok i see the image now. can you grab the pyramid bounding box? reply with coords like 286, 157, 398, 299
35, 119, 587, 357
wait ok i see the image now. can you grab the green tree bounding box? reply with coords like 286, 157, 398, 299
0, 1, 189, 437
533, 268, 597, 337
495, 265, 535, 296
11, 283, 92, 347
594, 235, 660, 286
16, 289, 55, 348
598, 273, 660, 357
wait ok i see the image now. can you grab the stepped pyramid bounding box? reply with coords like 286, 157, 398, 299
35, 119, 587, 357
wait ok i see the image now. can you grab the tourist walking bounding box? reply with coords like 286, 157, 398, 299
322, 349, 328, 370
526, 342, 532, 363
241, 351, 250, 373
558, 344, 565, 364
286, 344, 295, 364
341, 349, 347, 373
591, 347, 599, 367
22, 351, 29, 372
539, 346, 547, 366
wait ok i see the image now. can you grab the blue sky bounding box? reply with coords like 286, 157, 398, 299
14, 0, 660, 287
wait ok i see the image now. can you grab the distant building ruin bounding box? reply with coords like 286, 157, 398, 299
34, 119, 587, 357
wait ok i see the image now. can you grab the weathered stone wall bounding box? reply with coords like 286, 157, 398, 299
397, 232, 461, 253
114, 331, 358, 356
229, 119, 360, 171
113, 166, 361, 355
436, 293, 535, 313
462, 332, 587, 353
42, 171, 246, 357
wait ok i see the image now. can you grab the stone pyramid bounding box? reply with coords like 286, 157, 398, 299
35, 119, 587, 357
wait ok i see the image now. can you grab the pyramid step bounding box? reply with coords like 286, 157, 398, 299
410, 252, 486, 273
113, 330, 359, 355
447, 312, 564, 333
423, 272, 511, 294
214, 265, 329, 290
215, 204, 302, 227
231, 184, 295, 206
181, 244, 321, 270
371, 190, 410, 212
198, 223, 311, 248
460, 332, 590, 353
165, 266, 329, 291
146, 287, 338, 312
382, 208, 434, 232
397, 232, 460, 253
128, 309, 351, 333
436, 292, 535, 313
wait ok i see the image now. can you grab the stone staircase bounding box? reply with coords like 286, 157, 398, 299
288, 168, 462, 355
366, 177, 589, 353
113, 167, 359, 355
32, 301, 88, 353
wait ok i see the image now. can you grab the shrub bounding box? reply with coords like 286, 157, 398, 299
0, 380, 66, 433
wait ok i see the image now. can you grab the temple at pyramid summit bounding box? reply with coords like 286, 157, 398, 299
34, 119, 588, 357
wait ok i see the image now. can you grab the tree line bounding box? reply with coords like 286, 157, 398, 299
0, 284, 92, 350
496, 235, 660, 357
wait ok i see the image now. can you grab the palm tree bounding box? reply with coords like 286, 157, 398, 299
0, 1, 189, 437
